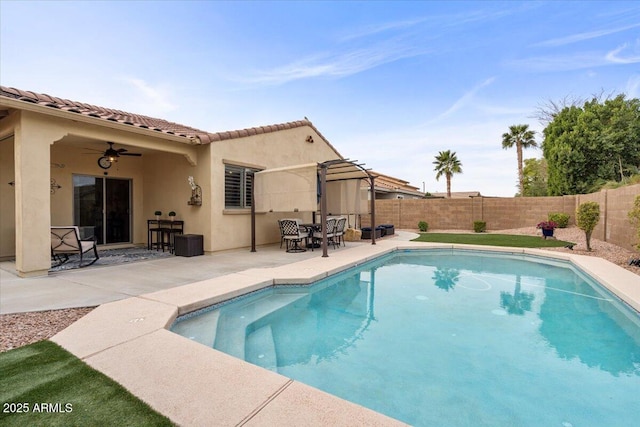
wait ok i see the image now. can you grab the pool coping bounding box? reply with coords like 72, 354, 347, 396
52, 241, 640, 426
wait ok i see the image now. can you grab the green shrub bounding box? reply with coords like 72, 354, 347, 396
576, 201, 600, 251
473, 221, 487, 233
548, 212, 570, 228
418, 221, 429, 232
628, 195, 640, 250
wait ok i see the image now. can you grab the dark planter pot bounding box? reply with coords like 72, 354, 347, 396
542, 228, 554, 239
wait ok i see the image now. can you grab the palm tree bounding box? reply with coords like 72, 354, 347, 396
501, 124, 537, 196
433, 150, 463, 198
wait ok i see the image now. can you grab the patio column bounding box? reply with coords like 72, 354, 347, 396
14, 112, 62, 277
370, 175, 376, 245
320, 165, 328, 257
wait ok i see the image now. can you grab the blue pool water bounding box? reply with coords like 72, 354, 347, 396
171, 250, 640, 426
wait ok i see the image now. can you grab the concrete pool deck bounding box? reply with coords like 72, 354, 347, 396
47, 237, 640, 426
3, 233, 640, 426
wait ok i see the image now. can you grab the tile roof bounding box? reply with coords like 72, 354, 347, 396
0, 86, 326, 146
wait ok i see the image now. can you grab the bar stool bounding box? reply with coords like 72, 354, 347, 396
148, 220, 169, 251
164, 220, 184, 253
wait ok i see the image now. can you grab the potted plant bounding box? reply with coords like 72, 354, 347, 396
168, 211, 176, 221
154, 211, 162, 221
537, 220, 558, 239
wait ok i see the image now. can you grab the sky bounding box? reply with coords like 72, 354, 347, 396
1, 1, 639, 196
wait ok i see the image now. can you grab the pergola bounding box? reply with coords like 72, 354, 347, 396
250, 159, 377, 256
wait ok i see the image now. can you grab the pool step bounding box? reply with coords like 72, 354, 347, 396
245, 325, 277, 370
213, 292, 308, 360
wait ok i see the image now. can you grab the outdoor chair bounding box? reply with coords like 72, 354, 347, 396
312, 217, 337, 250
279, 219, 307, 253
334, 217, 347, 247
277, 219, 286, 248
51, 226, 99, 267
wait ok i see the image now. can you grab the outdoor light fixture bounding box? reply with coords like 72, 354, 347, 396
50, 178, 62, 194
187, 176, 202, 206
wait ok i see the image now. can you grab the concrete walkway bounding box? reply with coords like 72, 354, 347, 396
0, 232, 418, 314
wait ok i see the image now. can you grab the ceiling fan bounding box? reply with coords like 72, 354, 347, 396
92, 142, 142, 169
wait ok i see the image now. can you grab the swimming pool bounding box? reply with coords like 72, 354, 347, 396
171, 249, 640, 426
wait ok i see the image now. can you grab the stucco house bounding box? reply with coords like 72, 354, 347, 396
370, 172, 425, 200
0, 86, 374, 277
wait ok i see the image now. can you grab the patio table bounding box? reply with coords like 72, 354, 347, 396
300, 223, 321, 249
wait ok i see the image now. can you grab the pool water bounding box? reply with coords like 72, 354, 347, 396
171, 250, 640, 426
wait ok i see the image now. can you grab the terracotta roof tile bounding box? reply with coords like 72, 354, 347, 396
0, 86, 337, 152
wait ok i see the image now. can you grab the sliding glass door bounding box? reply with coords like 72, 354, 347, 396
73, 175, 131, 244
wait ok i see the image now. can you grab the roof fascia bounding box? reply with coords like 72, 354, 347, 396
0, 97, 197, 145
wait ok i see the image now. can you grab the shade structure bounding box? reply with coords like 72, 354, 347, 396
254, 163, 318, 213
250, 159, 376, 255
326, 180, 368, 215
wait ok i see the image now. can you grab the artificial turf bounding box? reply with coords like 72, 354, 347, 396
0, 340, 173, 426
412, 232, 575, 248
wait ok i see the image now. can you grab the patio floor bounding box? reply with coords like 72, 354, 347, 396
0, 234, 406, 314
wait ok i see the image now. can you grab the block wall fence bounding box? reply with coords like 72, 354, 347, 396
361, 184, 640, 251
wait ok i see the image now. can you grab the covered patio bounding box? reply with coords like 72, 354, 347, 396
0, 87, 212, 277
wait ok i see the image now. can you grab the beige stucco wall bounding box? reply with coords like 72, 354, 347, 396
0, 135, 16, 259
49, 143, 147, 243
1, 98, 360, 273
143, 149, 212, 249
0, 104, 203, 274
210, 127, 341, 251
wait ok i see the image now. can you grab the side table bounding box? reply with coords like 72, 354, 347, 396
174, 234, 204, 257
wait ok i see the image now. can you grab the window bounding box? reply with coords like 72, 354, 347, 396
225, 164, 259, 209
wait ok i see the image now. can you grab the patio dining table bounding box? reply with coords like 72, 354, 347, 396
299, 223, 321, 249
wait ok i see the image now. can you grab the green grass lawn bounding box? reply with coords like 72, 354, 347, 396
0, 340, 173, 427
412, 233, 575, 248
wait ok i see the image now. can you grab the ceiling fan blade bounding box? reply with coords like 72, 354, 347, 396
117, 148, 128, 153
119, 152, 142, 157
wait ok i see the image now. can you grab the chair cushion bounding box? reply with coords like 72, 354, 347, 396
80, 240, 96, 253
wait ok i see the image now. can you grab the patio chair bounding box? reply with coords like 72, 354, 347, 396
277, 219, 286, 248
279, 219, 307, 253
312, 217, 337, 250
334, 217, 347, 247
51, 226, 99, 267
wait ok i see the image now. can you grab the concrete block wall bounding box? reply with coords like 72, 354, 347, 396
361, 184, 639, 250
577, 184, 639, 251
575, 191, 607, 242
480, 196, 576, 229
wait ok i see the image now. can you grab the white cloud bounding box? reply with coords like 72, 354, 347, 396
237, 42, 429, 86
534, 23, 640, 47
338, 17, 430, 42
505, 53, 610, 72
426, 77, 497, 124
120, 77, 177, 114
626, 75, 640, 98
605, 40, 640, 64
